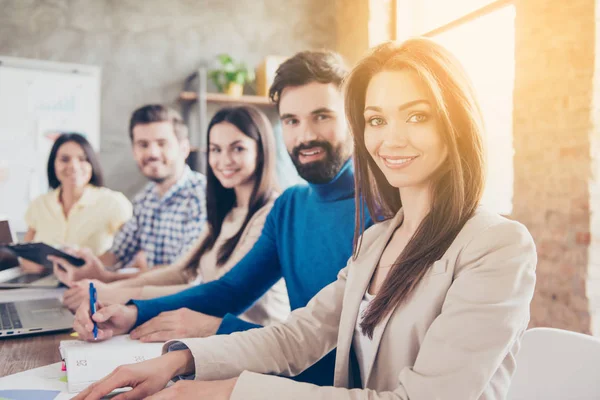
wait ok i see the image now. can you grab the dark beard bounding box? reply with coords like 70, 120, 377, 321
290, 140, 348, 184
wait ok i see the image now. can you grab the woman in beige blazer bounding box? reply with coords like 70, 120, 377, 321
74, 38, 536, 400
59, 106, 290, 329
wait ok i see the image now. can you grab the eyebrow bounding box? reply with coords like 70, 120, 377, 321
209, 140, 244, 147
311, 107, 336, 115
280, 107, 336, 120
364, 99, 430, 113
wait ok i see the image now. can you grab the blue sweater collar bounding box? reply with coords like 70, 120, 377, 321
309, 159, 356, 202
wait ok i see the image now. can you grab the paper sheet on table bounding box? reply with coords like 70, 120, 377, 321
0, 362, 70, 399
0, 363, 66, 391
60, 335, 163, 393
0, 363, 124, 399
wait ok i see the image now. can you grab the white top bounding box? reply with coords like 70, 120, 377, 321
353, 290, 385, 386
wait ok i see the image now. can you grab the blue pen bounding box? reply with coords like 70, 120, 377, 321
89, 282, 98, 340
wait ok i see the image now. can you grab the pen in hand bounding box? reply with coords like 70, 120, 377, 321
89, 282, 98, 340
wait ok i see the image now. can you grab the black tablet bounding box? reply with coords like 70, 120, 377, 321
4, 242, 86, 269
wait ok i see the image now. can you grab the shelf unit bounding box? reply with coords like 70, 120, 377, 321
179, 91, 273, 105
179, 67, 275, 174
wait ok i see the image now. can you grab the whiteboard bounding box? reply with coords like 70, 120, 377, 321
0, 56, 101, 232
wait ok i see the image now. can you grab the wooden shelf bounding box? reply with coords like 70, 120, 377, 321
179, 91, 273, 106
179, 91, 199, 101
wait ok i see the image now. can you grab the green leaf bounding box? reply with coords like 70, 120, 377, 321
210, 54, 255, 88
234, 73, 245, 85
223, 63, 236, 73
217, 54, 233, 65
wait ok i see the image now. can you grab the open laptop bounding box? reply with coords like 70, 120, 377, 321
0, 297, 74, 338
0, 219, 73, 338
0, 220, 59, 288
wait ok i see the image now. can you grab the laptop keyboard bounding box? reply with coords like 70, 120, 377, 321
0, 302, 22, 330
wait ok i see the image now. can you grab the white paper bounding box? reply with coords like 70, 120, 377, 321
61, 335, 163, 393
0, 354, 132, 398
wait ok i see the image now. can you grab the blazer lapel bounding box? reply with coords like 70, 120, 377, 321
334, 210, 404, 387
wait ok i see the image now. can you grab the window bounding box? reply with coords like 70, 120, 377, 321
398, 0, 515, 215
401, 0, 502, 34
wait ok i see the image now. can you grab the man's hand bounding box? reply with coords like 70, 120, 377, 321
49, 248, 109, 286
146, 378, 237, 400
130, 308, 222, 342
62, 280, 142, 312
19, 258, 46, 274
72, 350, 194, 400
130, 250, 149, 272
72, 300, 138, 342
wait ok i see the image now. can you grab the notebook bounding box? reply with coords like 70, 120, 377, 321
59, 335, 164, 393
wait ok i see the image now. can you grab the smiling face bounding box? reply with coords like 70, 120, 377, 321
208, 121, 258, 190
54, 141, 93, 189
279, 82, 352, 184
363, 69, 448, 190
131, 121, 189, 184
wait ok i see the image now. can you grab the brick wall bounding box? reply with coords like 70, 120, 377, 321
512, 0, 596, 334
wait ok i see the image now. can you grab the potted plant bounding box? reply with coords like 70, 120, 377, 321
208, 54, 255, 97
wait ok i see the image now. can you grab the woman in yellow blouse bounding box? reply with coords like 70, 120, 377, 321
21, 133, 132, 273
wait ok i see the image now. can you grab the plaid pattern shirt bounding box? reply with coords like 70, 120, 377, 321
110, 166, 206, 268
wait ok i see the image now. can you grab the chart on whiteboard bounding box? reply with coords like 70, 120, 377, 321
0, 58, 100, 232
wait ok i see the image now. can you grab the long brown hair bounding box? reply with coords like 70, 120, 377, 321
185, 106, 277, 271
346, 38, 486, 338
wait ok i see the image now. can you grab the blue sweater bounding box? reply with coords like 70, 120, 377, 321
132, 159, 372, 385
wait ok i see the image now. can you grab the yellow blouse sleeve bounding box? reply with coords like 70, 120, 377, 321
107, 192, 133, 234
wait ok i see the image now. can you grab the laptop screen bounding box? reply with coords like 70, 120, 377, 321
0, 220, 14, 244
0, 220, 19, 270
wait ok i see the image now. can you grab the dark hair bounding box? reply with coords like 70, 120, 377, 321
346, 39, 486, 338
269, 50, 349, 108
47, 133, 104, 189
185, 106, 277, 269
128, 104, 188, 141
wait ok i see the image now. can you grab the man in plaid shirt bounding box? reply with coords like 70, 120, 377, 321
97, 104, 206, 273
108, 163, 206, 269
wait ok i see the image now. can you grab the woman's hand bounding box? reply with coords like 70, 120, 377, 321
146, 378, 237, 400
72, 350, 194, 399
